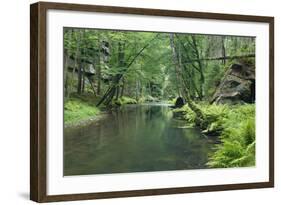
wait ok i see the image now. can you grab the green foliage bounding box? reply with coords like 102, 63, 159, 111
204, 63, 225, 97
113, 96, 137, 106
207, 104, 255, 168
173, 104, 197, 124
174, 103, 227, 132
167, 97, 178, 105
138, 95, 158, 103
64, 98, 100, 124
63, 28, 256, 169
64, 28, 255, 105
173, 103, 255, 168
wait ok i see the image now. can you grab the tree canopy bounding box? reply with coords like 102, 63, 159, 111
63, 28, 255, 107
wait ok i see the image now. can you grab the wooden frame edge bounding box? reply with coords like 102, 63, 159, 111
30, 2, 39, 202
36, 1, 274, 22
30, 2, 48, 202
269, 17, 274, 188
39, 182, 272, 203
30, 1, 274, 202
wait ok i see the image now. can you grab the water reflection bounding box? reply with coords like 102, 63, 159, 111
64, 104, 216, 176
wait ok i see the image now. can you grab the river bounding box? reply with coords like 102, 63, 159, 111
64, 104, 217, 176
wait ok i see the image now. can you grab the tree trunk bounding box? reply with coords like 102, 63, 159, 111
135, 79, 140, 101
86, 76, 97, 96
63, 48, 69, 97
175, 34, 201, 99
169, 34, 183, 97
170, 34, 205, 123
72, 29, 83, 95
96, 39, 102, 95
81, 65, 85, 93
191, 36, 204, 99
182, 54, 255, 64
221, 36, 226, 65
96, 34, 159, 107
77, 30, 86, 95
115, 85, 120, 100
77, 62, 82, 94
120, 78, 125, 97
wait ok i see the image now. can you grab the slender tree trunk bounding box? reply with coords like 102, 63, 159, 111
77, 62, 82, 94
115, 86, 120, 100
191, 36, 204, 99
182, 54, 255, 63
150, 82, 153, 96
175, 34, 201, 99
96, 38, 102, 95
170, 34, 205, 123
120, 78, 125, 97
221, 36, 226, 65
115, 42, 125, 101
104, 88, 116, 105
86, 76, 97, 96
135, 79, 140, 101
71, 29, 82, 95
81, 66, 85, 93
63, 48, 69, 97
77, 30, 85, 94
169, 34, 183, 97
96, 34, 159, 107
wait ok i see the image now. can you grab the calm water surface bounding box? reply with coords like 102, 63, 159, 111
64, 104, 216, 176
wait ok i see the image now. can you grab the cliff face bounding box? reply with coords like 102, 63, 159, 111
211, 63, 255, 104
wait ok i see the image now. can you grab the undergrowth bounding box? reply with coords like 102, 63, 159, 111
64, 96, 100, 124
173, 103, 255, 168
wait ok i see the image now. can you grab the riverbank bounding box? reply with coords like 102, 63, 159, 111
172, 103, 255, 168
64, 93, 140, 127
64, 97, 101, 126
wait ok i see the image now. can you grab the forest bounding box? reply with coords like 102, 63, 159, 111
63, 27, 256, 173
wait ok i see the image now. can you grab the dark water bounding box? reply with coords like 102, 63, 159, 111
64, 104, 216, 176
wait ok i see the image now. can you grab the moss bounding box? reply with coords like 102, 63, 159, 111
167, 97, 178, 105
64, 98, 100, 124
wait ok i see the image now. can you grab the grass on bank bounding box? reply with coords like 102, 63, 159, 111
64, 93, 139, 124
173, 103, 255, 168
64, 98, 100, 124
64, 93, 102, 125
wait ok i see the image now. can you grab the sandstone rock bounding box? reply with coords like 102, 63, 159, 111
211, 63, 255, 104
174, 97, 185, 108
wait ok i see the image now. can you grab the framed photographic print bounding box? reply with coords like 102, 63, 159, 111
30, 1, 274, 202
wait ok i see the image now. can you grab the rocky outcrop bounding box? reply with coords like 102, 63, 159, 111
211, 63, 255, 104
170, 97, 185, 109
175, 97, 185, 108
